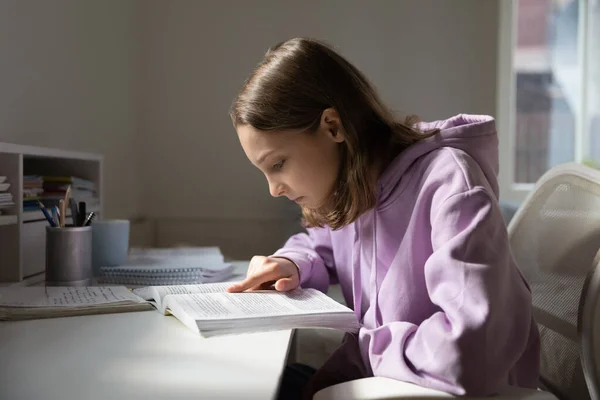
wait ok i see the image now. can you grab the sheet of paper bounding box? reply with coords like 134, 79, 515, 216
0, 286, 145, 308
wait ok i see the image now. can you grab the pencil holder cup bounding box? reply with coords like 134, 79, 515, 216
45, 225, 92, 286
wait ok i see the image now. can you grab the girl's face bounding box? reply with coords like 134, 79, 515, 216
237, 109, 344, 209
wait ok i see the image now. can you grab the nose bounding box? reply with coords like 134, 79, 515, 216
268, 180, 285, 198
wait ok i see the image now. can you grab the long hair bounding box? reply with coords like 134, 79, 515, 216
230, 38, 437, 229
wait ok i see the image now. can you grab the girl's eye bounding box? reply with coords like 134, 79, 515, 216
272, 160, 285, 171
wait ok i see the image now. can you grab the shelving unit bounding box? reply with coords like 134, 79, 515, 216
0, 142, 103, 284
0, 215, 18, 226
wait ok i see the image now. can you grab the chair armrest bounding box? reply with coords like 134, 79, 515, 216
313, 377, 453, 400
312, 377, 559, 400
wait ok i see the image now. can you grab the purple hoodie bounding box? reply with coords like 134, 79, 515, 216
273, 114, 540, 395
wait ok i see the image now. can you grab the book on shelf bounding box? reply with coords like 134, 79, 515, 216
42, 176, 96, 192
23, 176, 43, 210
0, 197, 14, 207
23, 175, 43, 188
0, 176, 14, 208
0, 283, 360, 338
21, 175, 99, 211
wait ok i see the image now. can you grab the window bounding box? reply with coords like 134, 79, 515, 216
497, 0, 600, 201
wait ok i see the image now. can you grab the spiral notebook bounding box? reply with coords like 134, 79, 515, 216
97, 247, 234, 285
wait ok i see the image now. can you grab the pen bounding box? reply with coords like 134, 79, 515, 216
70, 198, 79, 226
78, 201, 86, 227
51, 206, 58, 226
83, 212, 96, 226
38, 201, 57, 227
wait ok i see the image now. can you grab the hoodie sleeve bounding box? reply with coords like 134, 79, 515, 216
272, 227, 336, 292
359, 188, 535, 396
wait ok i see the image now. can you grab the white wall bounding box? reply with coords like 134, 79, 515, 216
0, 0, 139, 219
138, 0, 499, 256
139, 0, 499, 220
0, 0, 500, 258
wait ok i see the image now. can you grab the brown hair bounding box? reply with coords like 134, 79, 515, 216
230, 38, 437, 230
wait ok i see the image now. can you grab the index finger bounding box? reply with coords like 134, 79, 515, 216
226, 268, 280, 293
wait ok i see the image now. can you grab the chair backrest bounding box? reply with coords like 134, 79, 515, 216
508, 163, 600, 400
580, 250, 600, 400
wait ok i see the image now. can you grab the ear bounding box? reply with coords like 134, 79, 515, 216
320, 108, 345, 143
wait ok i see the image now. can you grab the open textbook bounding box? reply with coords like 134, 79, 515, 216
0, 283, 359, 337
133, 282, 360, 337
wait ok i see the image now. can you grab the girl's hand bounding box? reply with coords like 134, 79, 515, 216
226, 256, 300, 292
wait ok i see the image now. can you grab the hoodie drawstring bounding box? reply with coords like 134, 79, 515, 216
352, 219, 363, 320
371, 209, 381, 326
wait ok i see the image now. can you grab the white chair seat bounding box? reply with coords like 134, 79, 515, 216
313, 376, 559, 400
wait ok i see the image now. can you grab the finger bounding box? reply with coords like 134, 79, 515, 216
246, 256, 263, 277
227, 257, 267, 293
226, 268, 281, 293
274, 277, 298, 292
248, 280, 276, 291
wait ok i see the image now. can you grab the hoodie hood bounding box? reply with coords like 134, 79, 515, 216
377, 114, 498, 206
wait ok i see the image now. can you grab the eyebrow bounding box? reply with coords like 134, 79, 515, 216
256, 150, 276, 165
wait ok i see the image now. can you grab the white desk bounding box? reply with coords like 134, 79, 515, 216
0, 261, 295, 400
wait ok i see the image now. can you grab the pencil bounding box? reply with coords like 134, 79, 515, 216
59, 199, 66, 227
64, 185, 72, 220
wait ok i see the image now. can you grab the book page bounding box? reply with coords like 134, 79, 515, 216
133, 282, 235, 311
155, 282, 232, 297
167, 288, 351, 320
0, 286, 145, 308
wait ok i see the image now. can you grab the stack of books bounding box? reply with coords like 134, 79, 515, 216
98, 247, 235, 286
0, 176, 14, 212
23, 175, 43, 211
22, 176, 100, 212
41, 176, 99, 209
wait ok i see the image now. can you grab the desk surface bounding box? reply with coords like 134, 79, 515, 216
0, 261, 294, 400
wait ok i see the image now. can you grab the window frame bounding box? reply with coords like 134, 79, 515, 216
497, 0, 591, 202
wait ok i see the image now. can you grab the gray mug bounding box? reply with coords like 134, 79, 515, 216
92, 219, 130, 276
46, 225, 92, 286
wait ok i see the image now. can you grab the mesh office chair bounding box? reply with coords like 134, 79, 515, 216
314, 163, 600, 400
